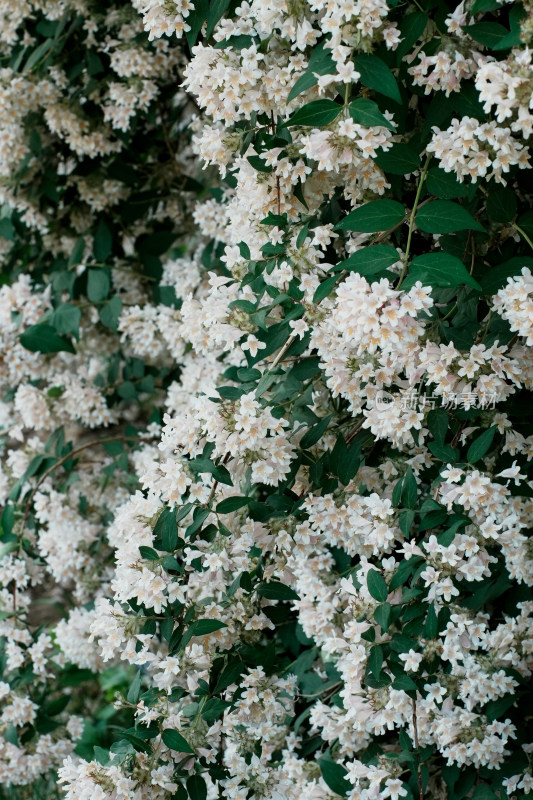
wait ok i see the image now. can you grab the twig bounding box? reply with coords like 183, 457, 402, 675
206, 452, 231, 506
20, 435, 140, 536
412, 697, 424, 800
397, 155, 431, 289
514, 223, 533, 252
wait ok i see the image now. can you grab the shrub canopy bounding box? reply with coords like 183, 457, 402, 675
0, 0, 533, 798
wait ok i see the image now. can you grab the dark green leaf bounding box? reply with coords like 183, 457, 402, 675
161, 729, 194, 754
93, 219, 112, 261
318, 758, 351, 796
353, 54, 401, 103
486, 186, 517, 224
336, 244, 399, 274
467, 426, 497, 464
185, 0, 209, 47
256, 581, 300, 601
375, 144, 420, 175
287, 41, 336, 103
187, 775, 207, 800
300, 414, 332, 448
20, 324, 75, 354
190, 619, 227, 636
99, 296, 123, 331
127, 671, 142, 703
87, 269, 110, 302
335, 199, 406, 232
405, 253, 482, 290
471, 786, 498, 800
415, 201, 484, 233
349, 98, 395, 131
426, 168, 473, 200
424, 604, 438, 638
52, 304, 81, 339
206, 0, 230, 37
216, 496, 250, 514
287, 99, 342, 127
374, 602, 391, 631
201, 697, 231, 722
367, 569, 388, 602
463, 22, 509, 48
313, 274, 339, 303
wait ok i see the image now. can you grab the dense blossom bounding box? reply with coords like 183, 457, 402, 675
0, 0, 532, 799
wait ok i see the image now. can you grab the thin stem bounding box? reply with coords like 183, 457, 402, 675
440, 302, 457, 321
412, 697, 424, 800
397, 155, 431, 289
271, 110, 282, 216
513, 223, 533, 252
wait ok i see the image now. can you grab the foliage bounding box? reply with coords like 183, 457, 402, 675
0, 0, 532, 799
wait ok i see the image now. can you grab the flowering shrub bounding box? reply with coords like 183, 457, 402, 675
1, 0, 533, 798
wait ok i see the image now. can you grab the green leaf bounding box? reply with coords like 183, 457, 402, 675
353, 54, 401, 103
406, 253, 482, 290
247, 155, 272, 173
396, 12, 428, 60
0, 218, 15, 241
334, 438, 361, 485
161, 728, 194, 754
20, 323, 76, 354
471, 786, 498, 800
349, 98, 395, 131
256, 581, 300, 601
335, 199, 406, 232
335, 245, 399, 275
463, 22, 509, 48
68, 237, 85, 267
139, 546, 160, 561
99, 296, 123, 331
426, 168, 473, 200
180, 618, 228, 651
424, 604, 438, 638
318, 758, 351, 796
214, 34, 255, 50
287, 40, 336, 103
24, 39, 54, 72
187, 775, 207, 800
189, 619, 227, 636
467, 425, 497, 464
126, 671, 142, 704
185, 0, 208, 47
300, 414, 332, 448
471, 0, 500, 11
201, 697, 231, 722
374, 602, 391, 631
486, 186, 517, 224
479, 256, 533, 294
87, 269, 110, 302
206, 0, 230, 37
415, 201, 484, 233
154, 507, 178, 552
367, 644, 384, 679
367, 569, 388, 602
374, 144, 420, 175
51, 304, 81, 339
313, 274, 339, 303
216, 496, 250, 514
286, 99, 342, 127
93, 219, 112, 261
401, 467, 418, 509
427, 409, 448, 443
